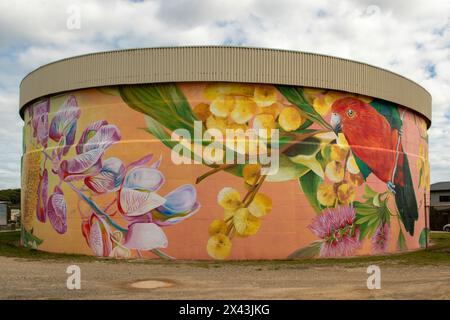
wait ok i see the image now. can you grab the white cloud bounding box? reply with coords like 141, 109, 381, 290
0, 0, 449, 189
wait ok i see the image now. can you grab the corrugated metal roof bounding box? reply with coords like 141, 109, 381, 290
19, 46, 432, 125
431, 182, 450, 192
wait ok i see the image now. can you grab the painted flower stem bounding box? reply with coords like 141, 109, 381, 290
243, 174, 267, 206
151, 248, 175, 260
196, 163, 236, 184
66, 181, 128, 232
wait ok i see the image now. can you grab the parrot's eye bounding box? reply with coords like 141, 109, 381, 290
347, 109, 355, 118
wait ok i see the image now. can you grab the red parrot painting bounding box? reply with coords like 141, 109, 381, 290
330, 97, 418, 236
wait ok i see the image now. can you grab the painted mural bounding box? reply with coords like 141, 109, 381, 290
21, 83, 430, 260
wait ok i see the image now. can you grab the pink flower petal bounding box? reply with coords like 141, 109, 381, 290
84, 157, 125, 194
59, 148, 104, 181
123, 167, 165, 191
76, 120, 108, 154
83, 124, 121, 153
35, 113, 49, 147
89, 216, 113, 257
31, 99, 49, 139
119, 188, 166, 216
124, 223, 168, 250
47, 186, 67, 234
49, 95, 80, 143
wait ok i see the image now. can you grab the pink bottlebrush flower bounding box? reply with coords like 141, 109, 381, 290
372, 223, 390, 254
309, 206, 361, 257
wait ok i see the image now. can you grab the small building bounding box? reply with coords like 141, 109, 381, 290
430, 182, 450, 231
0, 201, 11, 226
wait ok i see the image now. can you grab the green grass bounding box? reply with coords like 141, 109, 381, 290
0, 230, 449, 267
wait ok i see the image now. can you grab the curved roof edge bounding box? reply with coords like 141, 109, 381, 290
19, 46, 431, 126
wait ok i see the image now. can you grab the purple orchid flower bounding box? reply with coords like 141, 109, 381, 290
31, 99, 50, 147
46, 186, 68, 234
82, 214, 113, 257
49, 95, 81, 155
116, 157, 199, 253
84, 157, 126, 194
59, 121, 121, 181
118, 166, 167, 217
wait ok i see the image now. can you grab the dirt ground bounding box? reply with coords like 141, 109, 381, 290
0, 256, 449, 299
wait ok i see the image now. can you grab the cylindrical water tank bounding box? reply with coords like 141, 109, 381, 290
19, 47, 431, 260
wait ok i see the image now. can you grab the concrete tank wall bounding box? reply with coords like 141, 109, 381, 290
21, 82, 429, 260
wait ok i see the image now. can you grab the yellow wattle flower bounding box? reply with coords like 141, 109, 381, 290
223, 209, 235, 221
193, 102, 211, 122
348, 173, 364, 186
253, 85, 277, 107
207, 234, 232, 260
337, 183, 356, 204
230, 97, 258, 124
324, 92, 346, 110
252, 114, 276, 138
233, 208, 261, 236
325, 161, 345, 183
336, 132, 349, 147
217, 187, 242, 210
206, 115, 228, 133
209, 219, 228, 236
278, 106, 304, 131
248, 193, 272, 217
210, 95, 235, 117
329, 144, 348, 162
242, 164, 261, 186
261, 102, 281, 119
346, 155, 360, 174
317, 182, 337, 206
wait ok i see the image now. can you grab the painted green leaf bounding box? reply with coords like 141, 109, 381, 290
354, 153, 372, 180
363, 185, 378, 199
265, 154, 310, 182
144, 116, 178, 149
397, 229, 407, 251
299, 170, 323, 214
284, 137, 321, 158
119, 83, 198, 135
419, 228, 429, 248
288, 240, 322, 259
354, 201, 382, 240
22, 228, 43, 249
276, 85, 332, 130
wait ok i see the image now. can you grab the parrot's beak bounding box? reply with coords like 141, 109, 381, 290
330, 112, 342, 134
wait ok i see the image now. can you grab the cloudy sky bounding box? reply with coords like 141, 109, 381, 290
0, 0, 449, 189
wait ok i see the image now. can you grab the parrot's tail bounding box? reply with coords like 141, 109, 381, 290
394, 153, 418, 236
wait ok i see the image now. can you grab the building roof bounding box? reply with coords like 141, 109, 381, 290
19, 46, 431, 125
430, 182, 450, 192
